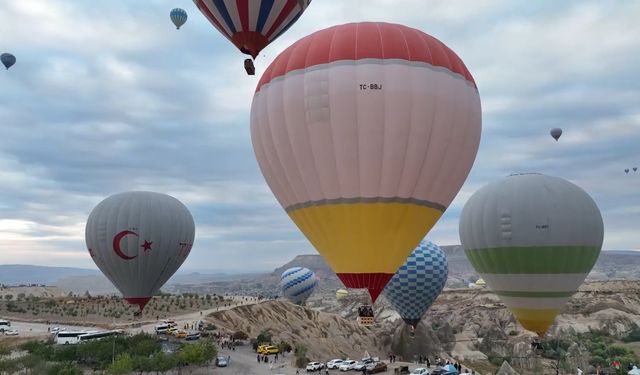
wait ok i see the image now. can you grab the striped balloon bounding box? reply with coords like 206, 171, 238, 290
170, 8, 188, 29
192, 0, 312, 59
383, 241, 448, 327
459, 173, 603, 336
280, 267, 317, 305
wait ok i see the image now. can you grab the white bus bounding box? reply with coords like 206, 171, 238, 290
79, 330, 123, 342
56, 331, 89, 345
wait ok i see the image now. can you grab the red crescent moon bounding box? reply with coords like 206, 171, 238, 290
113, 230, 139, 260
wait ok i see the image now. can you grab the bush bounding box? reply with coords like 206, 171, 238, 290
623, 325, 640, 342
47, 362, 83, 375
233, 331, 249, 340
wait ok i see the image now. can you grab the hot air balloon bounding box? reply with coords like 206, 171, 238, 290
459, 173, 603, 337
383, 240, 448, 329
250, 22, 481, 303
634, 167, 638, 172
85, 191, 195, 310
1, 53, 16, 70
335, 289, 348, 300
192, 0, 312, 75
170, 8, 188, 29
625, 169, 630, 174
550, 128, 562, 141
280, 267, 317, 305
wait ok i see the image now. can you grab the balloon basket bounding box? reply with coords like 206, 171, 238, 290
244, 59, 255, 75
357, 304, 374, 327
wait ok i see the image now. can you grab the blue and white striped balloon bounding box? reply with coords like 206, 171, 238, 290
170, 8, 188, 29
383, 240, 448, 327
280, 267, 317, 305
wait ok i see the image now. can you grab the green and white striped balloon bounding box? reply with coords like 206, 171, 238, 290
459, 173, 603, 336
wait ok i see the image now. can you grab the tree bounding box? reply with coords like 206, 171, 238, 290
108, 353, 134, 374
150, 352, 177, 374
0, 346, 10, 357
256, 329, 272, 345
4, 294, 12, 301
20, 354, 44, 374
0, 358, 21, 375
294, 343, 309, 368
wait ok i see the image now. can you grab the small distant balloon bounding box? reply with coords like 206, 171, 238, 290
625, 169, 630, 174
170, 8, 188, 29
1, 53, 16, 70
634, 167, 638, 172
550, 128, 562, 141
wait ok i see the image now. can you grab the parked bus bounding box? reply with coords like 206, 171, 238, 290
56, 331, 89, 345
79, 330, 124, 342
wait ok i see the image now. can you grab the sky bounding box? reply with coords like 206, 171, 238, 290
0, 0, 639, 273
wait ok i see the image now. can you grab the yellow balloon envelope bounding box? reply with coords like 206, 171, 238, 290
251, 22, 481, 302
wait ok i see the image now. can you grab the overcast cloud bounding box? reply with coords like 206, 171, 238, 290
1, 0, 639, 272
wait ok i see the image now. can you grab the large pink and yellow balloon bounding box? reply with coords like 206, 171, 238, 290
250, 22, 481, 302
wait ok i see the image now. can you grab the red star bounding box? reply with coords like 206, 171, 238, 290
141, 240, 153, 252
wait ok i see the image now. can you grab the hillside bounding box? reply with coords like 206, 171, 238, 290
204, 280, 640, 374
0, 265, 99, 285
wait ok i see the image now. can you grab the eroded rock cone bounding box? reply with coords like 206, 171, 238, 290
496, 360, 520, 375
390, 321, 442, 361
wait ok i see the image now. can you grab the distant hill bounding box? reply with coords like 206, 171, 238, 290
0, 265, 99, 285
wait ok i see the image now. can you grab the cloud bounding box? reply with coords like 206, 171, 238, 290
0, 0, 639, 277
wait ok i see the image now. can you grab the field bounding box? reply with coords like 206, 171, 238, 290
0, 292, 249, 326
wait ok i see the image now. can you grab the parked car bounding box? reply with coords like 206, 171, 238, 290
306, 362, 325, 372
327, 359, 344, 369
410, 368, 429, 375
367, 362, 388, 374
174, 330, 188, 338
185, 331, 200, 341
339, 360, 357, 371
263, 345, 280, 354
354, 360, 374, 371
429, 369, 452, 375
4, 329, 19, 336
216, 356, 228, 367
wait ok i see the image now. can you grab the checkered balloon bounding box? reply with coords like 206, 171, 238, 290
383, 240, 448, 327
280, 267, 317, 305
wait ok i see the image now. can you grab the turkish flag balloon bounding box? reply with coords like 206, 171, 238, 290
250, 22, 482, 302
85, 191, 195, 310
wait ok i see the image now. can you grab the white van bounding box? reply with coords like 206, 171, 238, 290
0, 319, 10, 333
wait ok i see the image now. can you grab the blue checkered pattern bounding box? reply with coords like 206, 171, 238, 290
280, 267, 317, 305
383, 240, 448, 325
